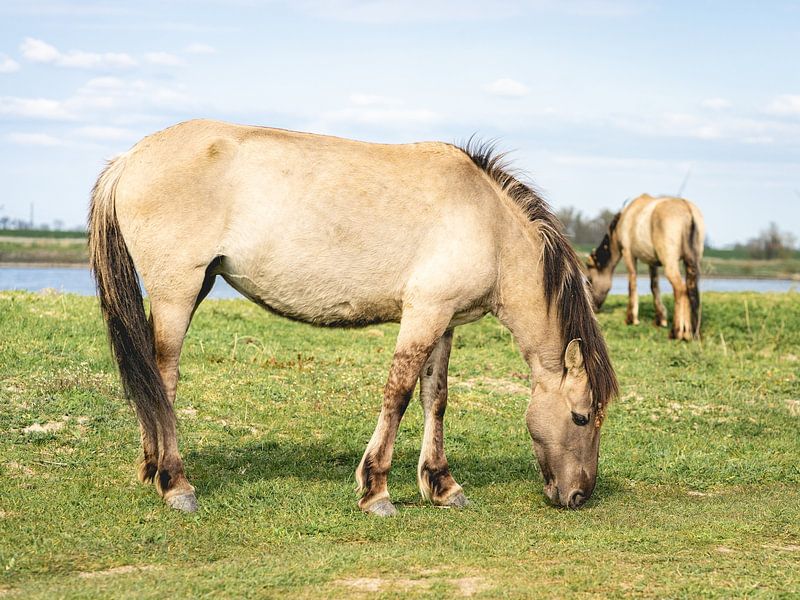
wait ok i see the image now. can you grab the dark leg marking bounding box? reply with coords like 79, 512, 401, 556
650, 264, 667, 327
358, 342, 437, 514
685, 259, 701, 339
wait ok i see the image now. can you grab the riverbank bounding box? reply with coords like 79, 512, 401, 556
0, 235, 87, 266
2, 233, 799, 280
2, 265, 798, 297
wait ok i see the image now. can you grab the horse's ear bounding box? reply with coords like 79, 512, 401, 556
564, 339, 584, 372
586, 254, 596, 268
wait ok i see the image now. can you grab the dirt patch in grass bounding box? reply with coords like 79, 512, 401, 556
4, 462, 35, 476
450, 577, 491, 597
77, 565, 160, 579
762, 544, 800, 552
336, 574, 490, 597
337, 577, 429, 592
22, 421, 65, 434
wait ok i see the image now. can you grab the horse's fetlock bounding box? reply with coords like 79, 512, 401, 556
419, 460, 459, 503
137, 459, 158, 485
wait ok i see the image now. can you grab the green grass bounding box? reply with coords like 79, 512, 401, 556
1, 291, 799, 598
0, 229, 87, 239
0, 237, 87, 265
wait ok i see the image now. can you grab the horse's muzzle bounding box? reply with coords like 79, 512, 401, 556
544, 483, 590, 509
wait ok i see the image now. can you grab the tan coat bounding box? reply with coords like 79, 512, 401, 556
587, 194, 705, 340
90, 119, 617, 514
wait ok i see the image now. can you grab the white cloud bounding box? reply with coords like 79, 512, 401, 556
611, 110, 799, 144
615, 112, 723, 141
0, 73, 198, 129
67, 77, 198, 117
0, 54, 20, 73
701, 97, 731, 110
766, 94, 800, 116
185, 43, 216, 55
20, 38, 59, 62
0, 96, 74, 120
20, 37, 137, 69
5, 132, 65, 146
484, 78, 530, 98
144, 52, 185, 67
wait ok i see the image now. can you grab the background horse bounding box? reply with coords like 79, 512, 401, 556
89, 120, 617, 515
586, 194, 705, 341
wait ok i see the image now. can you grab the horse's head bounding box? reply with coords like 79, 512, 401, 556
585, 253, 612, 310
526, 339, 600, 509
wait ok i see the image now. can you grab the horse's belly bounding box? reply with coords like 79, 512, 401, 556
220, 260, 404, 326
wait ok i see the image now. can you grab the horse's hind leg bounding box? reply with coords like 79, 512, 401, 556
623, 250, 639, 325
147, 265, 215, 511
685, 258, 701, 339
136, 264, 216, 487
649, 265, 668, 327
417, 329, 467, 508
664, 262, 691, 341
356, 305, 453, 516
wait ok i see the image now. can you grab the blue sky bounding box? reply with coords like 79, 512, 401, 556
0, 0, 798, 245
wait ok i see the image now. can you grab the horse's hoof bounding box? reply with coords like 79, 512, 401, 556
442, 491, 470, 508
166, 492, 198, 513
364, 498, 398, 517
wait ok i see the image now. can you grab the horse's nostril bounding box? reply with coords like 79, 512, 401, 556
568, 490, 586, 509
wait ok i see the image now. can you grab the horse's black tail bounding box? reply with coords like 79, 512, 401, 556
684, 215, 702, 339
88, 155, 172, 447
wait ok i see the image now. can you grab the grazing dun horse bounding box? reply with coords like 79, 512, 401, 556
89, 120, 618, 515
586, 194, 705, 341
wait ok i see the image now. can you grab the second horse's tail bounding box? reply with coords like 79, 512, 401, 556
684, 214, 702, 339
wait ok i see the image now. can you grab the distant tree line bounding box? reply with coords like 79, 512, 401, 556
557, 207, 798, 259
734, 222, 798, 260
555, 206, 619, 245
0, 208, 80, 233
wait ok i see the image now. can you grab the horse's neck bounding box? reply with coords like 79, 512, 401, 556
494, 233, 564, 380
603, 231, 623, 274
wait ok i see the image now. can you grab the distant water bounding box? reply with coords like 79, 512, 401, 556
0, 266, 797, 297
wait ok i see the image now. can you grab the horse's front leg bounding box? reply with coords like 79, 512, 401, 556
356, 307, 452, 516
417, 329, 467, 508
623, 251, 639, 325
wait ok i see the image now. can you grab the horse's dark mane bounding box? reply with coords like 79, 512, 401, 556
590, 212, 621, 269
457, 139, 618, 417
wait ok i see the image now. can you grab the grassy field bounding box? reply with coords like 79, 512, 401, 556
1, 291, 799, 598
0, 236, 87, 266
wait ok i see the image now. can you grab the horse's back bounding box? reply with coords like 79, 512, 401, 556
111, 119, 502, 326
620, 195, 703, 265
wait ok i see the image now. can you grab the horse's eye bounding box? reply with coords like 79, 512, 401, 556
571, 411, 590, 426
